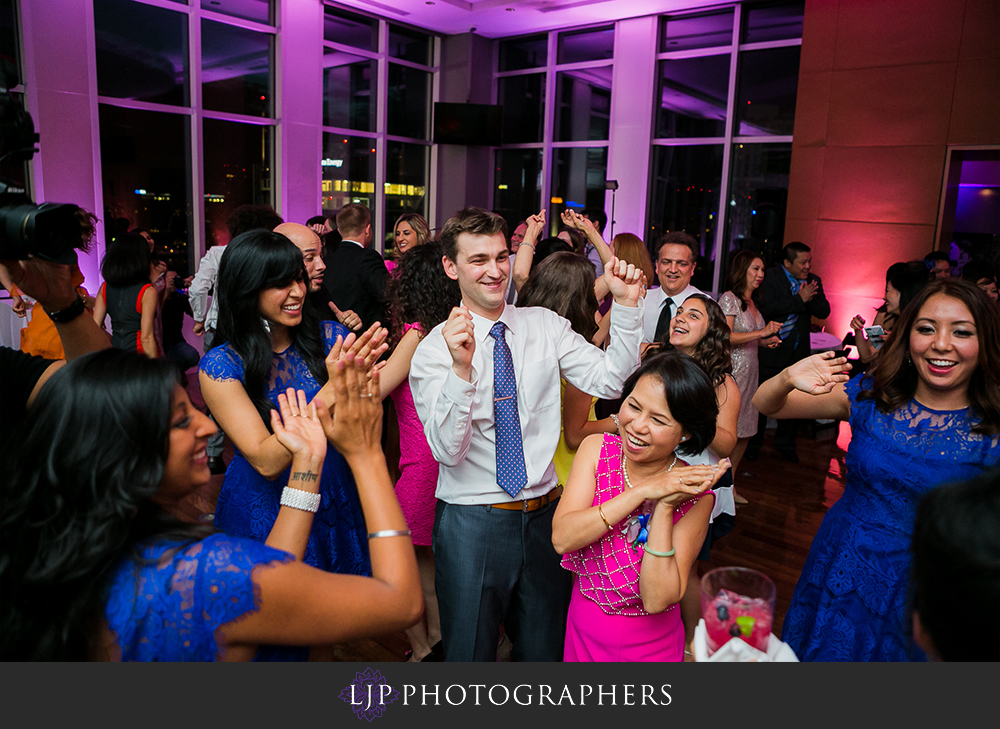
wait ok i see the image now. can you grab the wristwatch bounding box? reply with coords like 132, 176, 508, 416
45, 294, 86, 323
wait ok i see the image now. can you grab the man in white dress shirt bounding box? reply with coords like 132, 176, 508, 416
409, 207, 643, 661
642, 231, 704, 344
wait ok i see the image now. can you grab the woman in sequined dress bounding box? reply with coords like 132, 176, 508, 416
718, 251, 782, 504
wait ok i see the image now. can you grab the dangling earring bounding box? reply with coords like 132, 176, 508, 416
906, 351, 912, 365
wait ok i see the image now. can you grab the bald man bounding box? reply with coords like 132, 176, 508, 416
275, 222, 362, 330
275, 222, 325, 293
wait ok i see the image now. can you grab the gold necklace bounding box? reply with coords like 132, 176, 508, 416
621, 447, 677, 489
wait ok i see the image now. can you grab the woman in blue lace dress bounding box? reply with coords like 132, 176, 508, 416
754, 279, 1000, 661
200, 230, 387, 581
0, 349, 421, 660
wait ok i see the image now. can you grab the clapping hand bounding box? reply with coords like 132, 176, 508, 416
786, 351, 852, 395
314, 322, 389, 413
603, 256, 642, 306
270, 388, 329, 464
320, 352, 383, 459
560, 209, 595, 234
442, 306, 475, 381
798, 280, 819, 302
650, 459, 731, 507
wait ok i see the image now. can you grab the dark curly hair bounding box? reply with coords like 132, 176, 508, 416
516, 251, 600, 342
0, 350, 210, 660
619, 351, 718, 458
385, 241, 461, 344
860, 278, 1000, 435
654, 294, 732, 387
213, 230, 328, 430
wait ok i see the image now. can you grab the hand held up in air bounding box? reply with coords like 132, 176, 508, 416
321, 352, 383, 461
786, 351, 851, 395
603, 256, 642, 306
270, 388, 329, 469
442, 305, 475, 381
522, 210, 546, 248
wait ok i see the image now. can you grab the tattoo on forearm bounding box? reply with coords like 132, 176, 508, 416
291, 471, 318, 483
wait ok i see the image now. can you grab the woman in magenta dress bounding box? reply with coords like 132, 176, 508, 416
379, 241, 461, 661
552, 352, 730, 661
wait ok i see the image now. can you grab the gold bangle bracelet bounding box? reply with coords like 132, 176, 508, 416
598, 503, 614, 532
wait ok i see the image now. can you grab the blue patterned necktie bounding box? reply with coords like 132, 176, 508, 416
490, 321, 527, 497
778, 276, 802, 341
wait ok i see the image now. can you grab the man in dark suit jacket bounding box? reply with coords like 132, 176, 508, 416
322, 203, 390, 335
748, 241, 831, 463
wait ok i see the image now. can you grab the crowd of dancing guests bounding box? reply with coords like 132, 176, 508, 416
1, 202, 998, 662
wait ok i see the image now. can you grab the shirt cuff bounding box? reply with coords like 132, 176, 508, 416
442, 366, 477, 405
610, 298, 644, 329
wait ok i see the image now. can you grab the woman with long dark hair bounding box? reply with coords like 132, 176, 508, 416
719, 250, 782, 503
199, 231, 387, 656
0, 348, 421, 661
755, 278, 1000, 661
552, 352, 729, 661
850, 260, 931, 364
377, 241, 461, 661
92, 232, 159, 357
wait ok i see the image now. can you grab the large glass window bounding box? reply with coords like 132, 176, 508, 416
202, 119, 273, 248
323, 50, 377, 132
498, 34, 547, 72
550, 147, 608, 229
555, 69, 612, 143
322, 8, 436, 248
387, 64, 431, 140
94, 0, 276, 270
647, 145, 724, 292
201, 19, 273, 118
321, 134, 376, 217
734, 46, 801, 136
495, 25, 614, 236
94, 0, 189, 107
494, 149, 544, 228
498, 74, 545, 144
99, 105, 191, 272
654, 55, 730, 139
201, 0, 273, 26
721, 142, 792, 274
649, 1, 802, 294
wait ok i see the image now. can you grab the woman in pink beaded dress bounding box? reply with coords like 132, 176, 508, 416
552, 352, 730, 661
379, 242, 461, 661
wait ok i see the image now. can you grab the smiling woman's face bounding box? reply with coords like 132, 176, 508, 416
668, 298, 709, 352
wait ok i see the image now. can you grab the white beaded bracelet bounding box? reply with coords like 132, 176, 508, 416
280, 486, 321, 513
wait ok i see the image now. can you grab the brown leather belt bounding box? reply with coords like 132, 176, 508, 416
488, 485, 563, 513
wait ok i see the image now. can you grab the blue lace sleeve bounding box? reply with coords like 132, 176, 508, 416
200, 343, 245, 382
322, 320, 351, 355
105, 533, 292, 661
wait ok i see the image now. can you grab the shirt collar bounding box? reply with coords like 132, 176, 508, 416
782, 267, 801, 287
467, 301, 516, 342
343, 238, 364, 248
